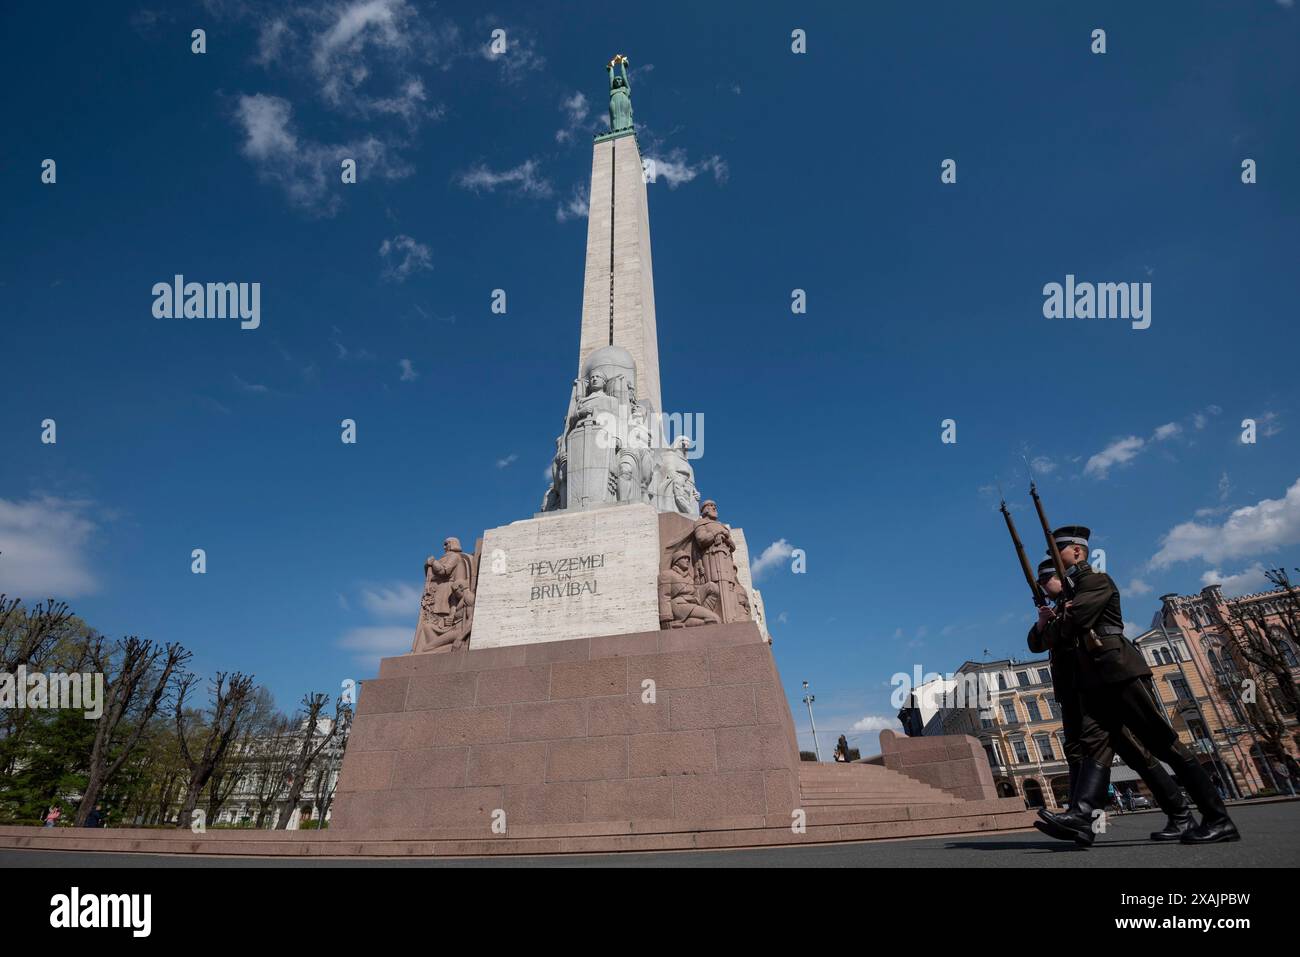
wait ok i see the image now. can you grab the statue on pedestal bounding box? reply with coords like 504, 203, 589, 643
607, 54, 633, 132
412, 537, 477, 654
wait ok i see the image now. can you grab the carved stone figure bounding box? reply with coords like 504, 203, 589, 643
607, 55, 633, 132
541, 344, 701, 519
690, 500, 750, 623
656, 435, 700, 518
658, 553, 720, 628
541, 434, 566, 511
412, 537, 477, 653
661, 499, 752, 628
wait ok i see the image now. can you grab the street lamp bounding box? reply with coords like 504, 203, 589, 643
802, 681, 821, 762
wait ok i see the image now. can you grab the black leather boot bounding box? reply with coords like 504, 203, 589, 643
1173, 757, 1240, 844
1140, 760, 1196, 841
1038, 761, 1079, 827
1034, 759, 1109, 846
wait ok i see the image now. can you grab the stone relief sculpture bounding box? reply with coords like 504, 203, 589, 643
542, 346, 700, 519
657, 435, 701, 519
658, 552, 721, 628
661, 499, 753, 628
412, 537, 478, 654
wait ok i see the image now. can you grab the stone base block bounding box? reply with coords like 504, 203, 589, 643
331, 621, 804, 834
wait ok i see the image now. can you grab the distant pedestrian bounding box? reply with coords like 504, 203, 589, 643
42, 805, 61, 827
84, 804, 105, 828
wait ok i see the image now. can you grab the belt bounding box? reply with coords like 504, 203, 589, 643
1094, 625, 1126, 637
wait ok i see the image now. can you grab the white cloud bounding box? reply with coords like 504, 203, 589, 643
555, 183, 590, 223
555, 91, 592, 143
1251, 411, 1284, 438
1128, 578, 1153, 596
0, 496, 101, 599
379, 234, 432, 282
1029, 455, 1056, 475
479, 26, 545, 77
777, 611, 789, 625
1218, 472, 1231, 501
398, 358, 419, 381
1153, 422, 1181, 441
338, 626, 413, 662
496, 453, 518, 469
850, 715, 902, 733
1192, 405, 1221, 430
455, 159, 552, 198
340, 577, 421, 665
750, 538, 794, 580
644, 148, 729, 189
1151, 477, 1300, 568
359, 582, 420, 619
232, 93, 413, 215
308, 0, 446, 124
1123, 621, 1142, 639
1084, 435, 1145, 479
233, 374, 270, 394
1201, 564, 1271, 598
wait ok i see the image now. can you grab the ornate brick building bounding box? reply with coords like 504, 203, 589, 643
1138, 583, 1300, 797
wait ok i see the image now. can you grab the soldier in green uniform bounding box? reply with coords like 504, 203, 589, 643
1029, 558, 1195, 846
1034, 526, 1240, 845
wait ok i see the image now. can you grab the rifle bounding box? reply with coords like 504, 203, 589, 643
1028, 475, 1104, 651
1027, 477, 1072, 601
999, 498, 1046, 609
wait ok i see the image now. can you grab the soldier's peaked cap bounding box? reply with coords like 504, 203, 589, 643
1037, 558, 1056, 576
1049, 525, 1090, 554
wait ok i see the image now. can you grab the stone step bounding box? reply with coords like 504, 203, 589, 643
0, 801, 1037, 857
797, 764, 959, 806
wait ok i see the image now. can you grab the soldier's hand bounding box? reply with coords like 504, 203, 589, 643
1036, 605, 1056, 629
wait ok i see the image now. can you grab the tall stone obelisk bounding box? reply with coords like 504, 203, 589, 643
576, 58, 662, 416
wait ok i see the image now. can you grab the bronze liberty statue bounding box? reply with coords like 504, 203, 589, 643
607, 54, 633, 132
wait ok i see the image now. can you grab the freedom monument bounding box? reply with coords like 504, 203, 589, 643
0, 57, 1033, 859
323, 57, 1034, 854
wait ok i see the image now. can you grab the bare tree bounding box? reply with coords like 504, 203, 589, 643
0, 597, 88, 780
249, 713, 298, 827
274, 694, 343, 830
313, 704, 352, 827
174, 671, 256, 828
1216, 569, 1300, 787
75, 638, 189, 826
204, 687, 277, 825
0, 596, 74, 674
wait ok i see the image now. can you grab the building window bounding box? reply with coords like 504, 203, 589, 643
1275, 632, 1299, 669
1171, 677, 1193, 703
1016, 671, 1030, 687
997, 673, 1009, 691
1025, 698, 1043, 722
1001, 701, 1018, 725
1012, 739, 1030, 763
1034, 734, 1056, 761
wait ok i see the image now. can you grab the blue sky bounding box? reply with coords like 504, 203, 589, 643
2, 1, 1298, 758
